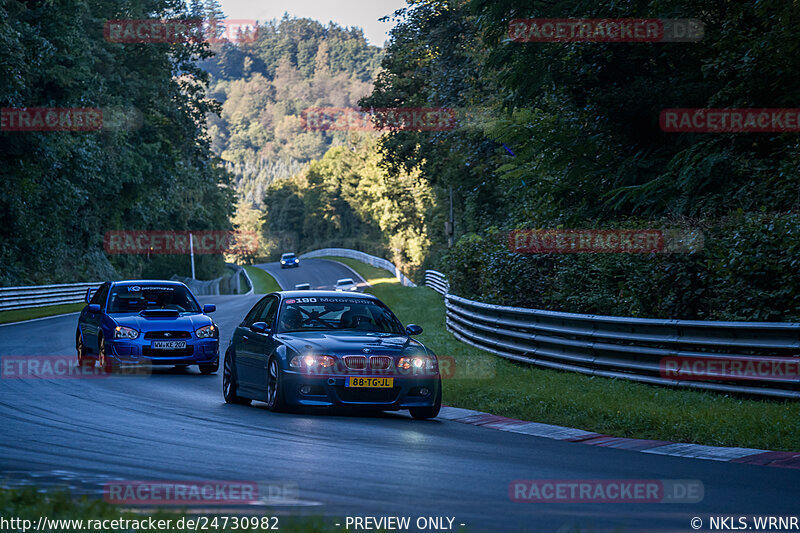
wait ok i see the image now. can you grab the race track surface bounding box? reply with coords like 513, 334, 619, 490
256, 259, 368, 291
1, 263, 798, 532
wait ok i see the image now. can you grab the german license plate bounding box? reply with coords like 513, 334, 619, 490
151, 340, 186, 350
346, 377, 393, 388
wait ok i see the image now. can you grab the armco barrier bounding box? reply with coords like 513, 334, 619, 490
300, 248, 416, 287
171, 263, 252, 296
424, 270, 449, 295
424, 271, 800, 399
0, 282, 102, 311
1, 264, 253, 312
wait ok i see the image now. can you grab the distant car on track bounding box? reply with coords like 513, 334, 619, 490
223, 291, 441, 419
334, 278, 358, 291
280, 253, 299, 269
294, 283, 311, 290
76, 280, 219, 373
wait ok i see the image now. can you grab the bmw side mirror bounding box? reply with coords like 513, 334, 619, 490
88, 304, 101, 314
203, 304, 216, 314
250, 321, 269, 334
406, 324, 423, 336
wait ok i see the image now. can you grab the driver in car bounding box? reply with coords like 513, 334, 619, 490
280, 307, 304, 331
340, 309, 374, 330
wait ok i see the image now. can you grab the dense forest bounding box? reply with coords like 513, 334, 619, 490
221, 0, 798, 321
201, 17, 382, 235
3, 0, 799, 322
1, 0, 233, 285
354, 0, 799, 321
197, 16, 385, 258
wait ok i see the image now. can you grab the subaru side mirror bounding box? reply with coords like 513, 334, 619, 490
88, 304, 101, 314
203, 304, 216, 313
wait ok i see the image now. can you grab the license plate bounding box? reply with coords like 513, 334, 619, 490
151, 340, 186, 350
346, 377, 393, 388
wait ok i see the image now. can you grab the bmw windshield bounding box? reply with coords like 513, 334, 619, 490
107, 284, 201, 314
278, 296, 404, 334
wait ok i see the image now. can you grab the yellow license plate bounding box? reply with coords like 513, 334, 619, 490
346, 377, 393, 388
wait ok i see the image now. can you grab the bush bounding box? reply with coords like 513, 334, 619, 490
442, 213, 800, 321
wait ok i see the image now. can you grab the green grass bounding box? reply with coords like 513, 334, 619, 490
243, 266, 281, 294
0, 487, 370, 533
0, 303, 85, 325
319, 257, 800, 452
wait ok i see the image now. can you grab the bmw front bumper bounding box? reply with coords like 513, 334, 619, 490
281, 370, 440, 410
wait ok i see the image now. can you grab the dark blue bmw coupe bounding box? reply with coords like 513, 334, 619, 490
223, 291, 441, 419
76, 280, 219, 373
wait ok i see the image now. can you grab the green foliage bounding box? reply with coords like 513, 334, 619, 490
260, 136, 434, 277
442, 213, 800, 321
202, 17, 383, 209
0, 0, 234, 285
0, 303, 85, 325
359, 0, 800, 321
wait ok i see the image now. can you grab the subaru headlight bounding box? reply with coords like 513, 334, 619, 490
196, 324, 218, 339
114, 326, 139, 340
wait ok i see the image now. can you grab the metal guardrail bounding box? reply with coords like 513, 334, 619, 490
300, 248, 416, 287
1, 263, 254, 312
0, 282, 102, 311
424, 270, 800, 399
171, 263, 252, 296
424, 270, 449, 295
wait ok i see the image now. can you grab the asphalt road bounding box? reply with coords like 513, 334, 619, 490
0, 263, 798, 532
256, 258, 368, 291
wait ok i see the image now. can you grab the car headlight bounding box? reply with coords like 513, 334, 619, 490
290, 354, 336, 371
196, 324, 218, 339
397, 355, 437, 374
280, 260, 286, 264
114, 326, 139, 340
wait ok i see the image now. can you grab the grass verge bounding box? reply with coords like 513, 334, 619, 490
0, 487, 358, 532
243, 266, 281, 294
0, 303, 84, 325
319, 256, 800, 451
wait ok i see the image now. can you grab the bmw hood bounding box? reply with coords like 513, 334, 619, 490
276, 331, 428, 357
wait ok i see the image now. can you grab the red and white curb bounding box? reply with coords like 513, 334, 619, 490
437, 406, 800, 469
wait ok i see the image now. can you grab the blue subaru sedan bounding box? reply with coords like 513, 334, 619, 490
76, 280, 219, 373
222, 291, 441, 419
